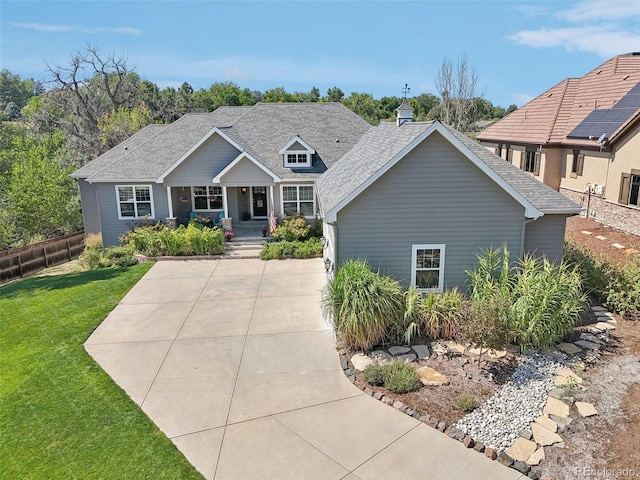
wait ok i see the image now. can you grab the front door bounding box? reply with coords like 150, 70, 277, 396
252, 187, 267, 217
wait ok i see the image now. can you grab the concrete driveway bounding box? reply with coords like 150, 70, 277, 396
85, 258, 523, 480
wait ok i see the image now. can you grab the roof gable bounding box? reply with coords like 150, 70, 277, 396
212, 151, 280, 183
278, 135, 316, 154
317, 121, 581, 222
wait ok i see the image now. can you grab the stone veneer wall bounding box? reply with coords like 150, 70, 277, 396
560, 187, 640, 236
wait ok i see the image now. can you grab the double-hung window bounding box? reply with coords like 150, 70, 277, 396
282, 185, 315, 216
116, 185, 154, 219
523, 150, 540, 175
411, 244, 445, 293
193, 186, 222, 210
619, 170, 640, 207
570, 150, 584, 177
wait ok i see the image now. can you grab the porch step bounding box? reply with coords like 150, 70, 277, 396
223, 242, 263, 259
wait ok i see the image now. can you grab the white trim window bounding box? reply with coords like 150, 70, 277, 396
116, 185, 154, 219
284, 151, 311, 168
411, 244, 445, 293
192, 186, 222, 210
282, 185, 315, 216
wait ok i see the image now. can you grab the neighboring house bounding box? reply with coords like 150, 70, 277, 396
72, 101, 580, 292
477, 52, 640, 236
71, 103, 371, 246
316, 103, 581, 292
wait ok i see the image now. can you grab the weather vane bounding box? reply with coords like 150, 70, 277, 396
402, 83, 410, 99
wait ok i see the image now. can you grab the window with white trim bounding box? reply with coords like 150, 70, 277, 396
284, 151, 311, 168
282, 185, 315, 216
411, 244, 445, 293
192, 186, 222, 210
116, 185, 154, 219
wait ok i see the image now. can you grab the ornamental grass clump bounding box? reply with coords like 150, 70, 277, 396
321, 259, 404, 350
363, 361, 421, 394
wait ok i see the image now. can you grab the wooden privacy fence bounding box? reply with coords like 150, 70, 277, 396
0, 232, 85, 284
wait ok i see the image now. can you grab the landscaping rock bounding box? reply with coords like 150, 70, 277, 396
412, 344, 430, 359
541, 348, 568, 361
513, 460, 531, 475
552, 441, 565, 449
484, 447, 497, 460
556, 343, 582, 355
549, 414, 573, 431
528, 468, 542, 480
543, 397, 570, 418
392, 400, 406, 411
590, 306, 606, 312
339, 354, 348, 370
595, 321, 615, 331
526, 447, 545, 466
417, 366, 449, 386
430, 342, 447, 356
575, 340, 601, 350
575, 401, 598, 417
350, 353, 374, 372
506, 437, 538, 462
579, 332, 604, 344
520, 429, 533, 441
463, 435, 475, 448
448, 427, 466, 441
548, 387, 566, 400
370, 350, 392, 363
497, 451, 513, 467
531, 422, 564, 446
443, 340, 466, 354
436, 421, 448, 432
373, 392, 383, 400
388, 346, 411, 356
397, 353, 417, 363
473, 441, 485, 453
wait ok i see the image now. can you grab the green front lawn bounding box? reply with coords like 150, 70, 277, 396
0, 265, 204, 479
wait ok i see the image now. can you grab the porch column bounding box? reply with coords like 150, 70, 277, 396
269, 185, 275, 214
166, 186, 174, 218
222, 186, 229, 218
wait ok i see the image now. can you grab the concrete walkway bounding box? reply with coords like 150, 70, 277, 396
85, 258, 523, 480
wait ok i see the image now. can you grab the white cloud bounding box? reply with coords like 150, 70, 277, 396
555, 0, 640, 22
508, 25, 640, 58
11, 22, 142, 36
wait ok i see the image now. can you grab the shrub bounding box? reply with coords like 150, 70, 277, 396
363, 364, 386, 386
103, 245, 138, 267
124, 224, 224, 256
78, 234, 110, 270
417, 288, 466, 340
321, 259, 404, 350
564, 239, 639, 320
381, 361, 421, 394
457, 392, 478, 412
259, 238, 322, 260
466, 245, 587, 350
272, 213, 311, 241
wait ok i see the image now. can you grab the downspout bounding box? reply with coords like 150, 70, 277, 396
520, 217, 539, 259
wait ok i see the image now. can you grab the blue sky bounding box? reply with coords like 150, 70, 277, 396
2, 0, 640, 108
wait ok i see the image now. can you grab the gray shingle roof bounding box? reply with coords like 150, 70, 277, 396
73, 103, 371, 182
316, 121, 582, 217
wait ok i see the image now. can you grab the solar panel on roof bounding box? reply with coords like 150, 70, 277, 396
567, 80, 640, 140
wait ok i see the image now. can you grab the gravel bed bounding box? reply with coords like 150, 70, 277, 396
455, 352, 563, 451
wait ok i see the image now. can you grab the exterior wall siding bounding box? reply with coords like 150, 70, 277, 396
560, 149, 610, 193
164, 133, 240, 186
96, 183, 169, 247
523, 215, 568, 263
336, 132, 526, 291
560, 187, 640, 236
78, 180, 101, 236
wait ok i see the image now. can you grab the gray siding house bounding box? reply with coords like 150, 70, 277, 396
316, 107, 582, 292
71, 103, 371, 246
72, 102, 581, 292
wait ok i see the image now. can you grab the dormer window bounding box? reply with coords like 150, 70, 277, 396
285, 151, 311, 167
279, 135, 315, 169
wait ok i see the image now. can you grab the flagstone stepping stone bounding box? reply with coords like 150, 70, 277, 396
534, 415, 558, 433
526, 447, 545, 466
442, 340, 466, 354
557, 342, 582, 355
543, 397, 570, 418
370, 350, 392, 362
412, 344, 430, 359
542, 348, 567, 361
531, 421, 564, 446
350, 353, 375, 371
596, 235, 607, 240
556, 367, 583, 384
581, 230, 593, 235
595, 322, 615, 331
591, 306, 606, 312
579, 332, 604, 344
430, 342, 448, 356
388, 346, 411, 356
417, 366, 449, 386
575, 402, 598, 417
549, 414, 573, 430
612, 243, 625, 249
575, 340, 600, 350
506, 437, 537, 462
595, 311, 615, 318
397, 353, 417, 363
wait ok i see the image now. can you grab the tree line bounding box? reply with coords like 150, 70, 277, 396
0, 47, 517, 250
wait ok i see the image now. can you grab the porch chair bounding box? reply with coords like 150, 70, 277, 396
213, 211, 225, 227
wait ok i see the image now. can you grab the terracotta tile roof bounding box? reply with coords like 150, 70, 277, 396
477, 53, 640, 147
